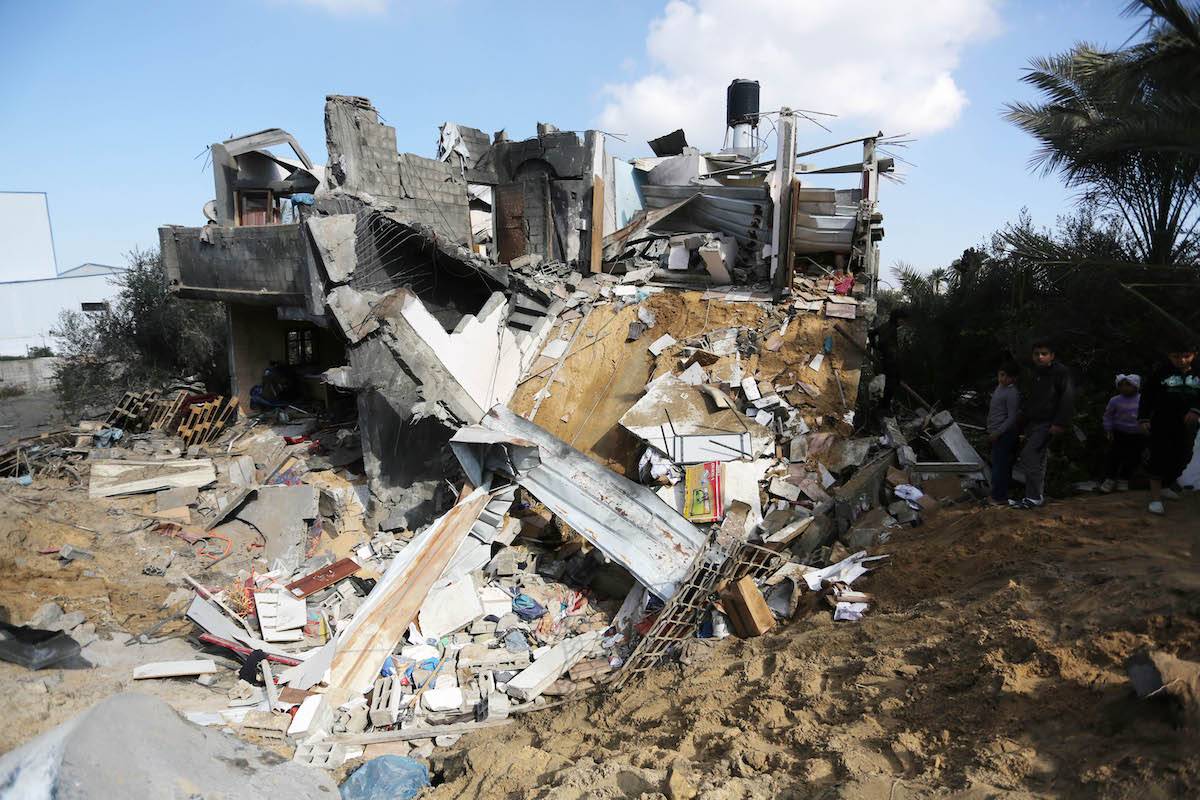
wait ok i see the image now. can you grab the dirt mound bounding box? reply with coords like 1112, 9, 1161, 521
432, 493, 1200, 799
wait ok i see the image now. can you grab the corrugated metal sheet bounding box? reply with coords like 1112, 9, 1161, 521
450, 406, 706, 599
640, 184, 768, 210
643, 188, 772, 246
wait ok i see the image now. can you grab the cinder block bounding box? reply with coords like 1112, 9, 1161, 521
293, 740, 347, 769
369, 676, 402, 727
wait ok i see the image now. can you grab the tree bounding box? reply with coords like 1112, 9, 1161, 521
1004, 0, 1200, 265
51, 249, 228, 413
1070, 1, 1200, 161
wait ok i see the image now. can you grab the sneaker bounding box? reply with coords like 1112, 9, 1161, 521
1148, 500, 1165, 515
1162, 487, 1182, 500
1116, 480, 1130, 492
1099, 479, 1116, 493
1010, 497, 1044, 510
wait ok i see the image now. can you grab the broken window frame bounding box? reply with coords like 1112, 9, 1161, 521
285, 329, 318, 367
236, 189, 280, 227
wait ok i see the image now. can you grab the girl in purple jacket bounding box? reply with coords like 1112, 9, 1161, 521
1100, 374, 1145, 493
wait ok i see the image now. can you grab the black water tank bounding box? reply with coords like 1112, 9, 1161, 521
726, 79, 760, 128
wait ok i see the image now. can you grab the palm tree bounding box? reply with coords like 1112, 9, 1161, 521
1004, 0, 1200, 265
932, 268, 952, 294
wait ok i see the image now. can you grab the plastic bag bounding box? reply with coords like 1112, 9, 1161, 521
340, 755, 429, 800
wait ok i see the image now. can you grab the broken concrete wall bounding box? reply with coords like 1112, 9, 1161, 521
372, 288, 540, 424
308, 211, 506, 333
347, 336, 448, 523
491, 131, 590, 184
324, 95, 402, 204
395, 153, 472, 245
490, 129, 600, 268
323, 96, 472, 246
443, 122, 498, 185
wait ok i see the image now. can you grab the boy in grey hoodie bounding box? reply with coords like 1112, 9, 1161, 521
987, 361, 1022, 505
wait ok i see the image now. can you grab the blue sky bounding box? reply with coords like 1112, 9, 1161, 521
0, 0, 1143, 279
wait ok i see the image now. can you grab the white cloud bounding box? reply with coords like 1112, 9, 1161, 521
274, 0, 387, 15
599, 0, 1000, 150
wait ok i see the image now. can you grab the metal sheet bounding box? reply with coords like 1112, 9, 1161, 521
452, 406, 706, 599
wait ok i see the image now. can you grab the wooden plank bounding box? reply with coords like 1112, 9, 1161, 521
331, 718, 513, 746
327, 489, 488, 694
285, 557, 362, 599
589, 175, 605, 274
89, 459, 217, 498
912, 461, 980, 473
133, 659, 218, 679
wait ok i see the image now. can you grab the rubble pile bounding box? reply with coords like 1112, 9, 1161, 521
0, 81, 951, 793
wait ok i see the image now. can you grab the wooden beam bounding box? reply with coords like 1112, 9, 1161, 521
327, 489, 489, 694
330, 718, 513, 746
589, 175, 605, 274
912, 462, 980, 473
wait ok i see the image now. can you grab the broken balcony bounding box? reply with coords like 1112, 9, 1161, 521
158, 223, 318, 308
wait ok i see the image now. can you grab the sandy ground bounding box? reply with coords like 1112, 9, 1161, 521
0, 480, 259, 754
430, 492, 1200, 799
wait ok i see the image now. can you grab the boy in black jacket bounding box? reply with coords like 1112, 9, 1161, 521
1139, 344, 1200, 515
1011, 338, 1075, 509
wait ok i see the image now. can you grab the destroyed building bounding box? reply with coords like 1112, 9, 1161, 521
159, 83, 891, 527
0, 78, 972, 791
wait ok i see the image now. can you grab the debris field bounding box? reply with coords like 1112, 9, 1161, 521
1, 80, 1197, 800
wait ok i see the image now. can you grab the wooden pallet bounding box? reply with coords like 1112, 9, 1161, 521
178, 396, 239, 448
147, 390, 189, 432
104, 390, 160, 432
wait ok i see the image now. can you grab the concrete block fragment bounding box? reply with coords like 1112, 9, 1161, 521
240, 711, 291, 741
58, 544, 94, 561
71, 622, 98, 648
483, 691, 512, 721
293, 740, 348, 769
369, 676, 403, 727
46, 614, 85, 633
288, 694, 333, 740
505, 631, 600, 702
422, 687, 464, 712
768, 477, 802, 502
27, 602, 63, 629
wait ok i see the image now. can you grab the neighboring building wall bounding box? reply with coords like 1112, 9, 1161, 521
0, 273, 123, 356
227, 304, 345, 408
0, 356, 58, 392
0, 192, 58, 282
